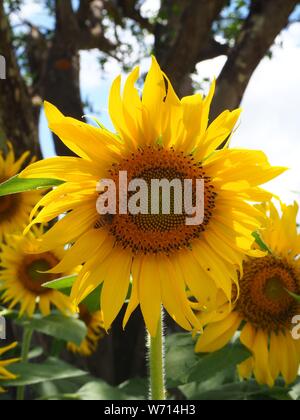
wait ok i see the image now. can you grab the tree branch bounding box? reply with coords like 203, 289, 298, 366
211, 0, 300, 118
76, 0, 116, 51
155, 0, 228, 96
55, 0, 78, 39
198, 38, 230, 62
105, 0, 154, 32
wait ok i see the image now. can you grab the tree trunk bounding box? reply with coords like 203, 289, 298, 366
43, 41, 84, 156
0, 2, 41, 158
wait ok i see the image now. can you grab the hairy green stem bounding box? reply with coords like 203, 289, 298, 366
148, 310, 166, 400
16, 327, 33, 401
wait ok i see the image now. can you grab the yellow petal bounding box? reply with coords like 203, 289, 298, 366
252, 329, 274, 387
139, 255, 162, 337
101, 250, 132, 331
28, 203, 98, 252
123, 256, 142, 329
195, 312, 241, 353
0, 342, 18, 356
269, 332, 281, 381
240, 323, 256, 351
175, 250, 218, 310
109, 75, 136, 148
159, 255, 196, 331
48, 228, 108, 274
21, 157, 100, 182
71, 236, 115, 304
278, 332, 299, 385
45, 102, 120, 163
238, 357, 254, 380
142, 56, 165, 140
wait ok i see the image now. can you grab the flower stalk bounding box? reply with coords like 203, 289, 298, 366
16, 327, 33, 401
148, 310, 166, 400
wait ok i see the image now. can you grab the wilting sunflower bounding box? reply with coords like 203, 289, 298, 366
0, 226, 74, 317
0, 143, 40, 239
68, 305, 105, 356
19, 57, 285, 336
195, 201, 300, 387
0, 342, 19, 393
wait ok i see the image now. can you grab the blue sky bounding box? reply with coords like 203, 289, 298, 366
13, 0, 300, 206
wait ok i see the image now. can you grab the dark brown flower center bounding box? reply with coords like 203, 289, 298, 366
19, 253, 61, 295
0, 194, 21, 221
97, 146, 216, 255
236, 256, 300, 332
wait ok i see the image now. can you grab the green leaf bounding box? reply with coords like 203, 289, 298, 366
76, 381, 139, 401
118, 378, 148, 399
165, 333, 250, 388
287, 290, 300, 302
34, 375, 95, 400
0, 307, 18, 318
2, 358, 87, 387
186, 343, 251, 383
0, 175, 64, 197
289, 382, 300, 400
165, 333, 199, 387
43, 275, 77, 290
84, 115, 106, 129
16, 314, 87, 346
81, 284, 103, 312
28, 347, 44, 360
252, 232, 272, 253
180, 381, 276, 400
36, 379, 143, 401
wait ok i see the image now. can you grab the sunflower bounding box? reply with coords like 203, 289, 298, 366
68, 305, 105, 356
0, 342, 19, 393
19, 57, 285, 337
0, 226, 74, 317
0, 143, 40, 239
195, 201, 300, 387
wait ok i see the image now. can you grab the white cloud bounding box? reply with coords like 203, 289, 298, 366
18, 1, 43, 18
141, 0, 161, 18
10, 0, 51, 27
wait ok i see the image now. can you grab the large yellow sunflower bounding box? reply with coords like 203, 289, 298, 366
67, 305, 105, 357
195, 201, 300, 387
0, 226, 74, 317
0, 143, 40, 239
19, 57, 285, 336
0, 342, 19, 393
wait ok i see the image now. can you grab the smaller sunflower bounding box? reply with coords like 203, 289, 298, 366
67, 305, 105, 357
0, 342, 19, 393
0, 143, 40, 239
195, 201, 300, 387
0, 226, 75, 317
